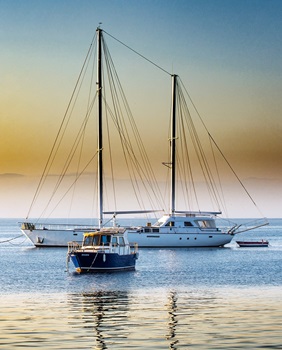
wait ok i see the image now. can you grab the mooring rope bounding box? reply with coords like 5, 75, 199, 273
0, 234, 26, 245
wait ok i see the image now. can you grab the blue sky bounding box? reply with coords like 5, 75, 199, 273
1, 0, 282, 217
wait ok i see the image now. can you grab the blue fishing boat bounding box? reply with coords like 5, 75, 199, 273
67, 228, 138, 273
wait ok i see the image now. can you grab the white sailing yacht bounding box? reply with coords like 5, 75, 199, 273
112, 74, 263, 247
21, 28, 267, 247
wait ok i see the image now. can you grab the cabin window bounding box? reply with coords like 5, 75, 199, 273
84, 236, 93, 246
184, 221, 193, 227
93, 235, 100, 245
112, 237, 118, 246
196, 220, 215, 229
152, 228, 159, 232
119, 237, 125, 246
101, 235, 111, 246
165, 221, 175, 227
154, 221, 163, 227
145, 228, 151, 233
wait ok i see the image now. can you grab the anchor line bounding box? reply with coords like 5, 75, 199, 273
0, 234, 26, 244
87, 252, 99, 272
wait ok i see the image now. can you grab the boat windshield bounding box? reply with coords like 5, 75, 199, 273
101, 235, 111, 246
196, 220, 216, 229
93, 235, 100, 245
83, 235, 94, 246
83, 234, 104, 246
154, 219, 166, 227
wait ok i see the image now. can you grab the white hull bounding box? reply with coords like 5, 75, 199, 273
21, 223, 97, 247
21, 226, 233, 248
127, 231, 232, 247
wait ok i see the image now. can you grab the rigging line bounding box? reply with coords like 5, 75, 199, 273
104, 98, 162, 210
44, 52, 98, 203
102, 63, 118, 212
102, 39, 166, 209
44, 95, 96, 213
26, 33, 97, 220
177, 109, 200, 211
68, 43, 97, 218
178, 77, 264, 214
45, 47, 97, 220
102, 37, 124, 211
176, 85, 208, 208
32, 41, 97, 220
207, 133, 260, 210
103, 95, 152, 210
38, 102, 96, 221
103, 100, 146, 210
178, 83, 221, 210
68, 114, 88, 217
103, 30, 171, 76
209, 136, 229, 216
178, 80, 225, 212
111, 58, 166, 207
178, 77, 210, 134
46, 151, 99, 218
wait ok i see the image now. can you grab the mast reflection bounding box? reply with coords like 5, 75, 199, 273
166, 291, 179, 349
68, 290, 129, 349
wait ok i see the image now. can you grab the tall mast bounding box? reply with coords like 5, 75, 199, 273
97, 27, 103, 227
170, 74, 177, 215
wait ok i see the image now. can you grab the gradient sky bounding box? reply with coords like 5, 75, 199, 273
1, 0, 282, 218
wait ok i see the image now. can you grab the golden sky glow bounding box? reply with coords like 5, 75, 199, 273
1, 0, 282, 218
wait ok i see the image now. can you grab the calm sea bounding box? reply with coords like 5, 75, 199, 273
0, 218, 281, 349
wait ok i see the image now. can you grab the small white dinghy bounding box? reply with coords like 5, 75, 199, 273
236, 240, 269, 248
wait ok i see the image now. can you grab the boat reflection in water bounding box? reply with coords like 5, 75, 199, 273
1, 287, 281, 349
69, 291, 182, 349
165, 291, 179, 349
68, 291, 130, 350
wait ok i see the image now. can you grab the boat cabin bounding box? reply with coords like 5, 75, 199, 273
83, 230, 126, 248
132, 213, 221, 235
155, 215, 217, 229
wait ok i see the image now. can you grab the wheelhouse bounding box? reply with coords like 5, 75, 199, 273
82, 231, 126, 248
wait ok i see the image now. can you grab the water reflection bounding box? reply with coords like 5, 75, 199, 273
1, 288, 280, 349
67, 289, 183, 349
68, 290, 129, 349
66, 289, 224, 349
166, 291, 179, 349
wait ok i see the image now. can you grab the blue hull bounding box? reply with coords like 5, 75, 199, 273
70, 252, 137, 273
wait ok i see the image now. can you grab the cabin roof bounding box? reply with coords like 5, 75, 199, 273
84, 228, 126, 237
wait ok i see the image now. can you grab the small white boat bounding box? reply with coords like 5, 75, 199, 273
67, 228, 138, 273
236, 240, 269, 247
